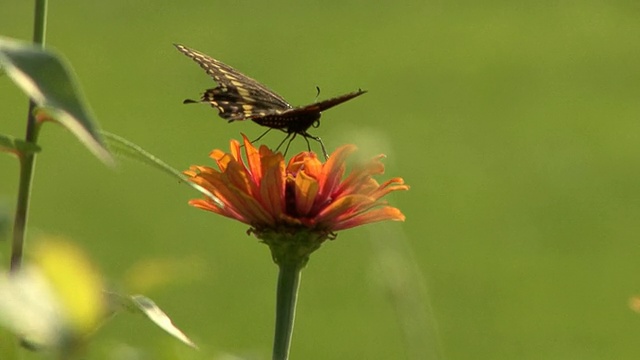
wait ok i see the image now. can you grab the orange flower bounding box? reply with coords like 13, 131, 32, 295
185, 135, 408, 238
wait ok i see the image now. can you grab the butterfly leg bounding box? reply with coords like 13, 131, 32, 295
303, 132, 329, 160
303, 136, 312, 153
250, 128, 273, 144
275, 133, 293, 153
282, 133, 298, 157
240, 128, 273, 150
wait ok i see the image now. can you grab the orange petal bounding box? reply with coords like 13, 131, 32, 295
333, 206, 405, 231
242, 134, 263, 183
301, 154, 323, 179
228, 185, 275, 225
334, 157, 385, 197
230, 138, 242, 161
370, 178, 409, 201
188, 199, 251, 224
194, 170, 271, 225
295, 171, 319, 216
286, 152, 308, 175
259, 153, 286, 218
210, 149, 226, 162
317, 144, 356, 200
316, 194, 374, 224
213, 152, 234, 172
224, 160, 255, 196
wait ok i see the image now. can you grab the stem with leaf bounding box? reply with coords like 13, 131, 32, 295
10, 0, 48, 272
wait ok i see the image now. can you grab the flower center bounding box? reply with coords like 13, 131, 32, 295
284, 179, 299, 218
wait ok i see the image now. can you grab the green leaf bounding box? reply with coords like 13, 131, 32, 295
0, 133, 41, 156
108, 292, 198, 349
0, 37, 113, 165
102, 131, 223, 208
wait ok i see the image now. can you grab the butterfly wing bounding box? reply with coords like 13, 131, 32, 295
250, 89, 368, 134
285, 89, 367, 115
174, 44, 292, 121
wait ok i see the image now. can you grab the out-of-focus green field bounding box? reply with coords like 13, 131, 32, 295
2, 1, 640, 359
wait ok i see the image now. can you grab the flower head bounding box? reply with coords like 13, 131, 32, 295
185, 135, 408, 242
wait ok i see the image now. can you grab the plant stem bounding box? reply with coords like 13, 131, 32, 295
33, 0, 48, 45
10, 0, 48, 272
272, 260, 303, 360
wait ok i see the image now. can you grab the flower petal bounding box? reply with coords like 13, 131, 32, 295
295, 170, 319, 217
334, 155, 385, 197
316, 145, 357, 200
332, 206, 406, 231
259, 151, 285, 219
315, 194, 374, 224
224, 160, 255, 196
242, 134, 263, 183
188, 198, 250, 224
369, 177, 409, 201
229, 138, 242, 161
301, 154, 322, 179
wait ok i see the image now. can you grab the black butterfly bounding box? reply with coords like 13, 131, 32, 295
174, 44, 366, 159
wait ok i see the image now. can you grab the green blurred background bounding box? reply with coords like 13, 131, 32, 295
3, 1, 640, 359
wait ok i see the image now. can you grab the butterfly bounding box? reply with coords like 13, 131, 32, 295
174, 44, 366, 159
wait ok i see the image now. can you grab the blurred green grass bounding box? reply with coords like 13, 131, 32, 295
2, 1, 640, 359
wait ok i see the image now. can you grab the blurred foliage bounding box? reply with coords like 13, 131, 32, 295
0, 237, 106, 353
2, 1, 640, 359
0, 37, 112, 164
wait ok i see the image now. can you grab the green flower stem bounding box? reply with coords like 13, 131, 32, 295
10, 0, 48, 273
259, 229, 328, 360
272, 260, 303, 360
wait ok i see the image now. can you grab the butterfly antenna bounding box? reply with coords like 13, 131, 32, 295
315, 86, 321, 102
183, 99, 198, 104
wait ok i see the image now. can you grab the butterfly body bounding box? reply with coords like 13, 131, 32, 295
252, 109, 320, 133
175, 43, 366, 158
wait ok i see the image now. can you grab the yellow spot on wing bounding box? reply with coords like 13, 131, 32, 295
237, 87, 252, 98
220, 71, 238, 81
243, 105, 254, 116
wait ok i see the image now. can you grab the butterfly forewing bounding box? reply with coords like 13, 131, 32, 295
174, 44, 291, 121
289, 90, 367, 114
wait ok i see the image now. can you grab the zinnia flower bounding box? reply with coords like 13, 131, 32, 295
184, 135, 408, 359
185, 135, 407, 243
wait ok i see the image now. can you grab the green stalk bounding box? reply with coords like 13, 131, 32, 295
261, 229, 324, 359
272, 260, 303, 360
33, 0, 48, 45
10, 0, 48, 272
